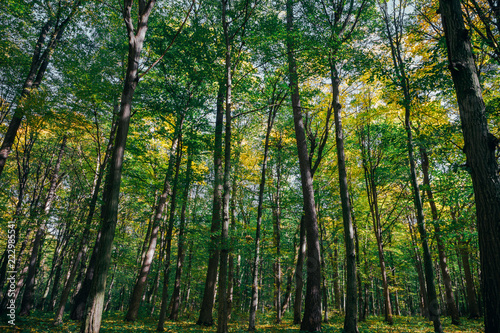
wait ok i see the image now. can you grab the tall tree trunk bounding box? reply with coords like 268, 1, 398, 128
248, 100, 277, 331
126, 115, 183, 322
196, 83, 225, 327
420, 148, 460, 325
360, 124, 393, 325
157, 139, 183, 331
0, 3, 80, 177
80, 2, 155, 332
217, 2, 232, 330
273, 137, 283, 323
169, 149, 193, 321
439, 1, 500, 331
380, 1, 442, 329
19, 136, 66, 316
331, 65, 359, 333
405, 103, 443, 333
286, 1, 322, 331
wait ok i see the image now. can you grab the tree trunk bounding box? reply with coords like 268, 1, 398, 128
217, 3, 232, 330
360, 122, 393, 325
273, 137, 283, 323
126, 115, 183, 322
409, 221, 429, 318
104, 264, 117, 312
380, 1, 442, 329
169, 149, 193, 321
80, 2, 155, 332
293, 216, 306, 324
405, 101, 443, 333
439, 1, 500, 331
420, 148, 460, 325
458, 240, 480, 318
196, 82, 225, 327
248, 100, 277, 331
331, 65, 359, 333
285, 2, 322, 331
157, 139, 183, 331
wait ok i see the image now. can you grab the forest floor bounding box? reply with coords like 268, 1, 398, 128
1, 310, 484, 332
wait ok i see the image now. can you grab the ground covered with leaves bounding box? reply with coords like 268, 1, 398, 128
0, 311, 484, 332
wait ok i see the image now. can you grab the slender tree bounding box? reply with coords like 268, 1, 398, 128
285, 0, 322, 330
248, 88, 279, 331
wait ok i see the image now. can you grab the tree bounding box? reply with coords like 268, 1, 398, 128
80, 1, 156, 332
0, 1, 81, 177
285, 0, 322, 330
439, 0, 500, 330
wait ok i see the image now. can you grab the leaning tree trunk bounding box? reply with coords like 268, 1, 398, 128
405, 105, 443, 333
420, 148, 460, 325
126, 115, 183, 322
331, 65, 359, 333
80, 2, 155, 332
439, 0, 500, 331
285, 1, 322, 331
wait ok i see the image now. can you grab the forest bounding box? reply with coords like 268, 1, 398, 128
0, 0, 499, 332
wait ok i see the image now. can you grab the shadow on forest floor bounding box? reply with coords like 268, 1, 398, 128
0, 310, 484, 332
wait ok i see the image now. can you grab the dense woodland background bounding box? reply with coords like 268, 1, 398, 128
0, 0, 499, 332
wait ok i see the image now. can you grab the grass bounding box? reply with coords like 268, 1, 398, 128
0, 310, 484, 332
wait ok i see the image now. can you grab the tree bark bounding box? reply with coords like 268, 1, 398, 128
80, 2, 155, 332
439, 0, 500, 331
